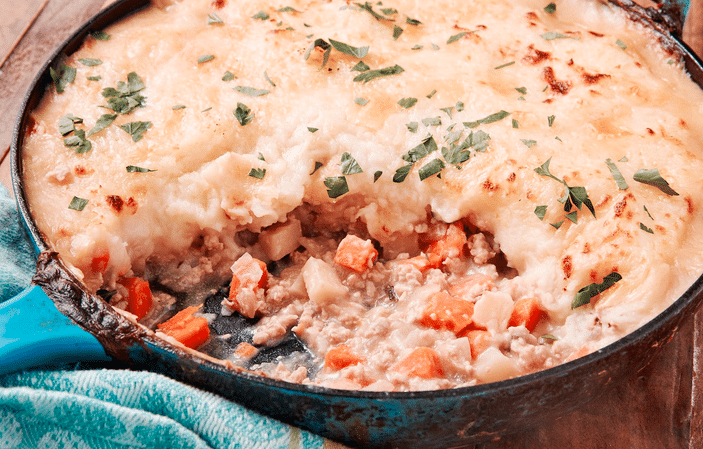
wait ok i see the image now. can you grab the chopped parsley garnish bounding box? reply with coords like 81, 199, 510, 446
304, 38, 332, 68
207, 13, 224, 25
87, 75, 101, 81
340, 152, 363, 174
234, 86, 270, 97
572, 271, 622, 309
68, 196, 89, 211
440, 107, 454, 119
354, 2, 393, 21
329, 39, 370, 59
58, 114, 83, 136
90, 31, 110, 41
252, 11, 270, 20
512, 119, 519, 129
381, 7, 398, 15
544, 3, 556, 13
355, 97, 370, 106
535, 205, 547, 220
398, 97, 418, 109
419, 159, 445, 180
403, 135, 438, 163
87, 113, 117, 137
79, 58, 102, 66
126, 165, 156, 173
426, 89, 437, 99
411, 45, 423, 50
324, 176, 349, 198
494, 61, 515, 70
406, 17, 422, 25
311, 161, 323, 174
565, 210, 578, 223
222, 71, 236, 81
352, 64, 405, 83
632, 168, 679, 196
198, 54, 215, 64
466, 130, 490, 152
63, 129, 92, 154
541, 32, 577, 40
535, 157, 596, 221
101, 72, 146, 114
644, 205, 654, 220
431, 43, 440, 50
172, 104, 186, 110
639, 223, 654, 234
515, 87, 527, 95
308, 127, 319, 133
374, 171, 383, 182
393, 164, 413, 183
351, 61, 370, 72
50, 63, 76, 94
406, 122, 419, 133
393, 25, 404, 40
264, 71, 276, 87
120, 121, 152, 142
278, 6, 300, 12
521, 139, 537, 148
616, 39, 627, 50
234, 102, 253, 126
619, 156, 628, 162
422, 116, 442, 127
548, 115, 555, 127
249, 168, 267, 179
456, 101, 464, 112
447, 31, 468, 44
605, 159, 628, 190
551, 221, 564, 229
441, 144, 470, 167
464, 110, 510, 128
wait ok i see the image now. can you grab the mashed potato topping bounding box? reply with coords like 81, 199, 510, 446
22, 0, 703, 390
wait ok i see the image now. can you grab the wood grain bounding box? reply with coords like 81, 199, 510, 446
0, 2, 702, 448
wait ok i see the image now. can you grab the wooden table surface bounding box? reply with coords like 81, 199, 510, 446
1, 1, 703, 448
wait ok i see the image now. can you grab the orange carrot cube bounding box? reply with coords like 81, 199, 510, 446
426, 222, 467, 261
334, 234, 379, 273
399, 253, 442, 272
418, 291, 474, 336
157, 306, 210, 349
324, 344, 366, 371
464, 330, 492, 359
393, 347, 445, 379
507, 297, 545, 332
120, 277, 152, 321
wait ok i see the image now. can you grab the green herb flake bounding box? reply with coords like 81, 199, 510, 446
406, 17, 422, 25
101, 72, 146, 114
351, 61, 371, 72
68, 196, 89, 211
419, 159, 445, 180
172, 104, 186, 110
398, 97, 418, 109
411, 44, 424, 51
373, 170, 383, 182
572, 271, 622, 309
447, 31, 468, 44
393, 25, 404, 40
50, 63, 76, 94
616, 39, 627, 50
426, 89, 437, 99
431, 43, 440, 50
58, 114, 83, 136
308, 127, 319, 133
639, 223, 654, 234
605, 158, 628, 190
512, 119, 519, 129
79, 58, 102, 67
565, 210, 578, 224
632, 168, 679, 196
198, 54, 215, 64
550, 220, 564, 229
222, 71, 236, 81
541, 32, 577, 40
277, 6, 300, 12
354, 2, 393, 21
264, 71, 276, 87
329, 39, 369, 58
234, 86, 270, 97
234, 102, 253, 126
311, 161, 323, 175
548, 115, 555, 127
90, 31, 110, 41
126, 165, 156, 173
63, 129, 92, 154
87, 113, 118, 137
87, 75, 101, 81
515, 86, 527, 95
393, 164, 413, 183
252, 11, 270, 20
464, 110, 510, 128
494, 61, 515, 70
381, 7, 398, 15
207, 13, 224, 25
440, 107, 454, 119
535, 205, 547, 220
441, 145, 470, 168
619, 156, 628, 162
540, 334, 558, 344
422, 116, 442, 127
353, 64, 405, 83
324, 176, 349, 198
534, 157, 562, 183
455, 101, 465, 112
544, 2, 556, 13
355, 97, 370, 106
340, 152, 363, 175
644, 205, 654, 220
403, 135, 438, 163
249, 168, 267, 179
119, 121, 152, 142
521, 139, 537, 148
304, 38, 332, 68
406, 121, 419, 133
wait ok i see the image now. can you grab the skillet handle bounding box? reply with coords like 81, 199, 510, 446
0, 285, 110, 375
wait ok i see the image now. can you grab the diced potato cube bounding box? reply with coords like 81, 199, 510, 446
258, 218, 303, 261
301, 257, 349, 305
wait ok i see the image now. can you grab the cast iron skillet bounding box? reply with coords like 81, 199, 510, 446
5, 0, 703, 447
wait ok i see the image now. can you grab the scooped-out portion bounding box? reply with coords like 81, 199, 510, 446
21, 0, 703, 390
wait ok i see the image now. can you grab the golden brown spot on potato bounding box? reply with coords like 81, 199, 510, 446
567, 59, 574, 66
685, 196, 694, 214
589, 31, 604, 37
526, 190, 533, 199
106, 195, 124, 213
525, 11, 538, 20
597, 195, 612, 208
655, 225, 667, 234
74, 165, 87, 176
582, 72, 611, 85
543, 98, 554, 104
542, 67, 571, 95
562, 255, 573, 279
125, 197, 138, 215
507, 173, 516, 182
523, 45, 551, 65
482, 179, 498, 191
590, 270, 598, 282
211, 0, 226, 8
647, 128, 655, 135
635, 61, 642, 68
589, 90, 602, 96
583, 243, 591, 254
680, 118, 687, 128
614, 193, 634, 218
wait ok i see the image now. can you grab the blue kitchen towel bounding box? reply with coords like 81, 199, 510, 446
0, 184, 345, 449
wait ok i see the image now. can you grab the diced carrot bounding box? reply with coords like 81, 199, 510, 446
234, 342, 258, 359
507, 297, 545, 332
392, 347, 445, 379
464, 330, 492, 359
399, 252, 442, 272
120, 277, 152, 321
334, 234, 379, 273
90, 248, 110, 273
228, 254, 268, 310
426, 222, 467, 261
324, 344, 366, 371
157, 306, 210, 349
418, 291, 474, 336
449, 274, 494, 299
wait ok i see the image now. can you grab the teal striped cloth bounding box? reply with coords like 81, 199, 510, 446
0, 185, 344, 449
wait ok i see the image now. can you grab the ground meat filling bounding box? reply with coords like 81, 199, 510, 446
199, 209, 558, 391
